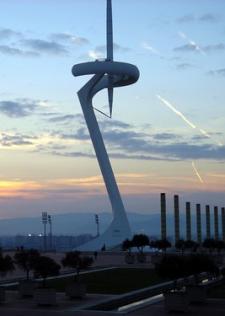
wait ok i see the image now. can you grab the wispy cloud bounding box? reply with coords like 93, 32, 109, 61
177, 14, 195, 23
87, 49, 104, 60
208, 68, 225, 76
0, 28, 90, 57
176, 32, 225, 55
177, 13, 222, 24
22, 39, 68, 56
0, 100, 37, 117
0, 45, 39, 57
199, 13, 221, 23
0, 98, 53, 118
47, 114, 79, 123
96, 42, 130, 53
176, 63, 194, 70
204, 43, 225, 53
0, 28, 21, 40
83, 42, 129, 60
153, 133, 178, 140
0, 133, 34, 147
50, 32, 89, 45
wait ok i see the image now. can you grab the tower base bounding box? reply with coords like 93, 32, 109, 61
77, 218, 132, 251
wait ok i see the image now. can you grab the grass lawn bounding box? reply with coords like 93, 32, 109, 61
45, 268, 165, 294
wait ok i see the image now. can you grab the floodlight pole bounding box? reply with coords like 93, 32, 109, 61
95, 214, 100, 237
42, 212, 48, 252
48, 215, 52, 251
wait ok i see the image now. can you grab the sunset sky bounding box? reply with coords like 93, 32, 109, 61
0, 0, 224, 220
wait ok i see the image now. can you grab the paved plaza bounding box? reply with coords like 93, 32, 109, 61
0, 252, 225, 315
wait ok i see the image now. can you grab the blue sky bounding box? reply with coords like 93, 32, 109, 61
0, 0, 225, 219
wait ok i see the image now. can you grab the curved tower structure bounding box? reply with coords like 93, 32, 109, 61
72, 0, 139, 250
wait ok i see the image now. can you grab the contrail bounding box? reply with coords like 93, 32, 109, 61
157, 95, 196, 128
157, 95, 223, 147
178, 31, 206, 56
142, 42, 160, 56
192, 161, 204, 183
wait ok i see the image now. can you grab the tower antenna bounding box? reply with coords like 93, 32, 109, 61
107, 0, 113, 117
107, 0, 113, 61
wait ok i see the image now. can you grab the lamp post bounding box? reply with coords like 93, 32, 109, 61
42, 212, 48, 252
48, 215, 52, 251
95, 214, 100, 237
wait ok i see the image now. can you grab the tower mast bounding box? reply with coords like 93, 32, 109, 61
107, 0, 113, 61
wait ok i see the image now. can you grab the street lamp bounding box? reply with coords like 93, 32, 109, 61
95, 214, 100, 237
42, 212, 48, 252
48, 214, 53, 251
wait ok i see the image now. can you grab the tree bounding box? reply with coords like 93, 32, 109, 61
33, 255, 60, 288
156, 254, 218, 288
152, 239, 171, 253
0, 251, 14, 277
155, 255, 189, 289
132, 234, 149, 253
202, 238, 216, 253
186, 254, 219, 281
122, 239, 133, 254
14, 248, 40, 280
183, 240, 198, 253
214, 240, 225, 253
62, 251, 93, 281
175, 239, 185, 255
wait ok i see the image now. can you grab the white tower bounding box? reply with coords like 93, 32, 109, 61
72, 0, 139, 250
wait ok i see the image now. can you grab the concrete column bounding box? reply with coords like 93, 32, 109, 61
160, 193, 167, 240
186, 202, 191, 240
174, 195, 180, 243
196, 204, 202, 244
222, 207, 225, 242
214, 206, 219, 240
206, 205, 211, 239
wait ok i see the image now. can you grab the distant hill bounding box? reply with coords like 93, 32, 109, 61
0, 211, 204, 239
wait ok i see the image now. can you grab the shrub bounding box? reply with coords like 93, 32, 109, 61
132, 234, 149, 253
33, 255, 60, 288
14, 248, 40, 280
0, 251, 14, 277
62, 251, 93, 281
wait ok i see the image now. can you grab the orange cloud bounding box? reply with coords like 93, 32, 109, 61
0, 170, 224, 200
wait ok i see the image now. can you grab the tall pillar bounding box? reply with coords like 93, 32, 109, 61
222, 207, 225, 242
214, 206, 219, 240
186, 202, 191, 240
206, 205, 211, 239
196, 204, 202, 244
174, 195, 180, 243
160, 193, 167, 240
